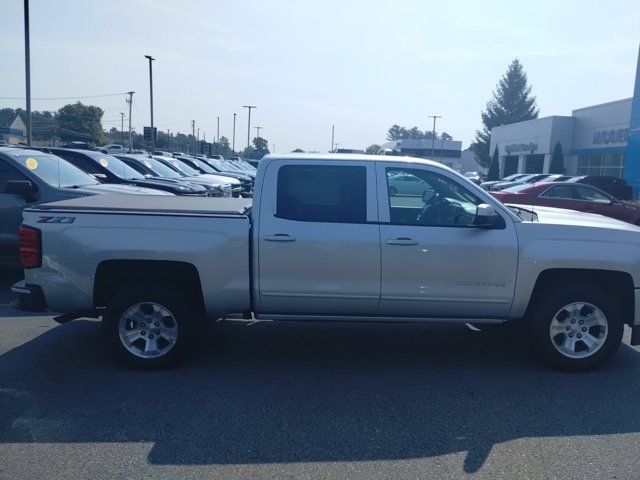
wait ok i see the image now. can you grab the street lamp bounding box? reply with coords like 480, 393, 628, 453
428, 115, 442, 159
144, 55, 155, 156
254, 126, 263, 139
232, 113, 237, 155
243, 105, 257, 153
24, 0, 31, 146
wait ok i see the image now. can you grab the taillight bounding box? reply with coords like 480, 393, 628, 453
18, 225, 41, 269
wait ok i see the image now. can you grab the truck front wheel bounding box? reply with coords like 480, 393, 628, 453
102, 285, 199, 369
528, 282, 623, 371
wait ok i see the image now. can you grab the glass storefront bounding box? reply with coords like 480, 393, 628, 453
577, 152, 625, 178
503, 156, 519, 177
525, 154, 544, 173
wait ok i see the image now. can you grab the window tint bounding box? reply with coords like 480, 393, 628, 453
386, 168, 481, 226
56, 152, 103, 175
541, 185, 576, 199
574, 186, 611, 203
4, 153, 97, 188
277, 164, 367, 223
0, 159, 29, 192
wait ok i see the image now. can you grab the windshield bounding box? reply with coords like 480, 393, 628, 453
11, 152, 99, 188
206, 159, 230, 171
138, 157, 183, 178
83, 152, 145, 180
163, 158, 200, 176
190, 158, 217, 174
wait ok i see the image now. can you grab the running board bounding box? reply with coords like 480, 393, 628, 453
252, 314, 507, 324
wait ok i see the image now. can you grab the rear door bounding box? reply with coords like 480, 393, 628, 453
257, 160, 380, 315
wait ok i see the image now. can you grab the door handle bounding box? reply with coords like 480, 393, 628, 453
386, 237, 418, 246
264, 234, 297, 242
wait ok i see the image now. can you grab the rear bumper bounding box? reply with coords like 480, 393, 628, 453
11, 281, 47, 312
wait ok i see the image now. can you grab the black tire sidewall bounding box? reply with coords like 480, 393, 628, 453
102, 285, 199, 369
528, 283, 623, 372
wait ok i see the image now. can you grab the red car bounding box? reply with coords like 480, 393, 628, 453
490, 182, 640, 225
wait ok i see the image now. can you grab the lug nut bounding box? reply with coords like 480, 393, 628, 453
566, 326, 571, 331
141, 331, 146, 336
582, 327, 587, 332
149, 334, 154, 339
571, 319, 576, 324
154, 322, 160, 327
577, 334, 582, 339
155, 330, 160, 334
569, 333, 574, 338
579, 319, 584, 325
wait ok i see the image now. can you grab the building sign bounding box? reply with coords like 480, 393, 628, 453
593, 128, 629, 145
504, 142, 537, 154
143, 127, 157, 141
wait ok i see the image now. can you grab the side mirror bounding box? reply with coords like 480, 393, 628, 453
474, 203, 500, 228
92, 173, 108, 181
5, 180, 36, 201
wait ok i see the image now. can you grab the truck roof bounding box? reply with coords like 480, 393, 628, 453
29, 195, 252, 216
262, 153, 446, 168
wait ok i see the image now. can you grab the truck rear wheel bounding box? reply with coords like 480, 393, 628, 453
528, 282, 623, 371
102, 285, 200, 369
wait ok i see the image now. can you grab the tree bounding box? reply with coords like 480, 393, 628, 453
291, 148, 305, 153
472, 59, 539, 168
386, 124, 409, 141
252, 137, 270, 159
487, 146, 500, 181
441, 132, 453, 141
56, 102, 105, 145
365, 144, 381, 155
549, 141, 565, 174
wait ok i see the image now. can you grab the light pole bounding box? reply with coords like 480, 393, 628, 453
24, 0, 31, 146
232, 113, 237, 155
428, 115, 442, 159
272, 143, 276, 153
243, 105, 257, 153
216, 116, 220, 144
126, 91, 134, 152
144, 55, 155, 156
331, 125, 335, 153
254, 126, 262, 139
120, 112, 124, 145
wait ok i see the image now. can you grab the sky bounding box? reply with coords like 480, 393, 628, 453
1, 0, 639, 153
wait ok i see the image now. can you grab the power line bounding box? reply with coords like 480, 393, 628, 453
0, 92, 131, 100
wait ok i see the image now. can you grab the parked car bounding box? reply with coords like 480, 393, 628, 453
480, 173, 529, 191
491, 173, 555, 191
567, 175, 633, 201
36, 148, 195, 196
99, 144, 125, 155
115, 154, 232, 197
387, 170, 431, 196
14, 153, 640, 372
153, 155, 242, 197
463, 171, 483, 185
490, 182, 640, 224
0, 146, 165, 265
175, 156, 253, 196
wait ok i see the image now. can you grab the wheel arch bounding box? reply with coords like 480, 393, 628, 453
526, 268, 634, 326
94, 259, 205, 313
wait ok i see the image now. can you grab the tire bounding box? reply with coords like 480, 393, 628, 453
102, 285, 201, 369
528, 282, 623, 372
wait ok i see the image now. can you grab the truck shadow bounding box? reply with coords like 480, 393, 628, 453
1, 319, 640, 473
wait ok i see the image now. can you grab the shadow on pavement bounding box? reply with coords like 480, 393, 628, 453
1, 318, 640, 473
0, 267, 23, 305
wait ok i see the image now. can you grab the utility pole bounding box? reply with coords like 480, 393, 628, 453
24, 0, 32, 146
216, 116, 220, 144
243, 105, 257, 153
191, 120, 195, 154
334, 143, 340, 152
272, 143, 276, 153
144, 55, 155, 156
254, 126, 262, 139
120, 113, 125, 145
232, 113, 237, 155
331, 125, 335, 153
428, 115, 442, 159
126, 91, 134, 152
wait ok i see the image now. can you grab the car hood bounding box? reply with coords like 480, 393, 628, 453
182, 175, 235, 187
72, 184, 173, 195
508, 203, 640, 232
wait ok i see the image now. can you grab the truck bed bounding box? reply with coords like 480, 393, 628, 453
29, 195, 252, 216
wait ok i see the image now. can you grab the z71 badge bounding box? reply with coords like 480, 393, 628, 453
37, 216, 76, 224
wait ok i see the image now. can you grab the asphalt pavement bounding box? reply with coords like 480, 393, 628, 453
2, 268, 640, 479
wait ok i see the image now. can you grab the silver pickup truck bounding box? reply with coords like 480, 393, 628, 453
12, 154, 640, 371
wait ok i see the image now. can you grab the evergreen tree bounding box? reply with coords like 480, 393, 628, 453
549, 141, 565, 174
472, 59, 539, 168
487, 146, 500, 181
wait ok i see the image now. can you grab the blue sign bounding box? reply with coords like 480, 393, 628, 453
624, 45, 640, 196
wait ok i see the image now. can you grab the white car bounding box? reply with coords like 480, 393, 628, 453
99, 144, 125, 154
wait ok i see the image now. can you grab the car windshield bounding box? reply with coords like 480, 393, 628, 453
190, 158, 217, 174
83, 152, 145, 180
164, 158, 200, 176
503, 173, 524, 181
10, 152, 99, 188
207, 159, 230, 171
140, 157, 183, 178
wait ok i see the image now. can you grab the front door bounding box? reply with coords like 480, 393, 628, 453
257, 160, 380, 315
0, 159, 41, 263
377, 163, 519, 318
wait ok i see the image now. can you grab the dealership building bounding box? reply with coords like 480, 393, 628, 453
489, 98, 631, 179
490, 48, 640, 193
